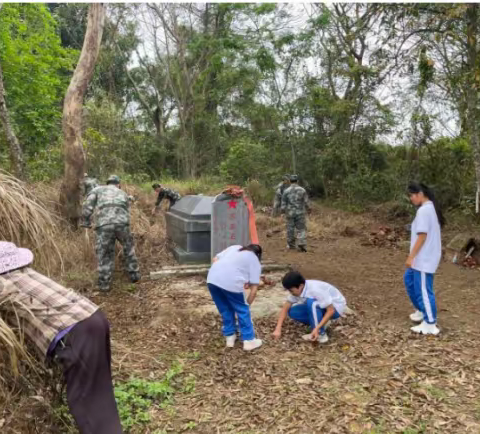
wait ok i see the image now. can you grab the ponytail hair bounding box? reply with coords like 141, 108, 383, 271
407, 182, 445, 227
239, 244, 262, 261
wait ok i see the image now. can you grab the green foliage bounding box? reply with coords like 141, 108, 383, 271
52, 403, 76, 433
245, 179, 275, 207
0, 3, 478, 222
220, 138, 277, 185
114, 361, 183, 432
0, 4, 76, 155
26, 144, 63, 182
83, 98, 165, 180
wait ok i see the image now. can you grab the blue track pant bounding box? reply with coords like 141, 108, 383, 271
404, 268, 437, 324
207, 283, 255, 341
288, 298, 340, 335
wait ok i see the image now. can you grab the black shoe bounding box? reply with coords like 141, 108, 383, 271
130, 273, 141, 284
298, 246, 307, 253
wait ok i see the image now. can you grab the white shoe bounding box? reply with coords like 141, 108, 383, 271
243, 338, 263, 351
318, 333, 329, 344
302, 333, 329, 343
225, 335, 236, 348
409, 310, 424, 322
411, 321, 440, 335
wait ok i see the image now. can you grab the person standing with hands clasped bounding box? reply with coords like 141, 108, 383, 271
207, 244, 263, 351
404, 182, 444, 335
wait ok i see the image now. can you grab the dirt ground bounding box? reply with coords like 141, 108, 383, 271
3, 206, 480, 434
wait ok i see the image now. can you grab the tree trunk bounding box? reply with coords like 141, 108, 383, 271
0, 61, 24, 179
59, 4, 105, 226
466, 4, 480, 214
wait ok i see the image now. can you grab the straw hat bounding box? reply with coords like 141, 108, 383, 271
0, 242, 34, 275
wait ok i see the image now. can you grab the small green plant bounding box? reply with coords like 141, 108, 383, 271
402, 421, 427, 434
183, 421, 198, 430
125, 283, 137, 293
114, 362, 183, 431
183, 375, 196, 394
52, 403, 76, 433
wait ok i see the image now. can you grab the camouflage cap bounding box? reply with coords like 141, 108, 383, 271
107, 174, 120, 184
290, 174, 298, 182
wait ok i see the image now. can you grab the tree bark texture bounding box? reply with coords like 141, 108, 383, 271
466, 4, 480, 214
0, 61, 24, 179
59, 3, 105, 225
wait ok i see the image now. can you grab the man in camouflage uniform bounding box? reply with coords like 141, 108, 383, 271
272, 175, 290, 217
82, 173, 99, 197
281, 174, 310, 252
151, 183, 182, 215
82, 175, 140, 292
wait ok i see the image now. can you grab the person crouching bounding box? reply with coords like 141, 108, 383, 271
272, 271, 348, 344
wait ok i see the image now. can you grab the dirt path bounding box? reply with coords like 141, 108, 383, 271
92, 209, 480, 434
5, 207, 480, 434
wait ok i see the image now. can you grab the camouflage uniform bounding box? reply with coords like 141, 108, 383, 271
155, 187, 181, 210
82, 182, 140, 292
82, 176, 99, 197
272, 182, 289, 216
281, 183, 310, 249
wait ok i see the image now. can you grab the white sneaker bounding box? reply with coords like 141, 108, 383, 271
243, 338, 263, 351
409, 310, 424, 322
225, 335, 236, 348
302, 333, 329, 343
318, 333, 329, 344
411, 321, 440, 335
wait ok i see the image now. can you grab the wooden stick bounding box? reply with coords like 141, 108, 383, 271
149, 263, 291, 280
158, 259, 276, 270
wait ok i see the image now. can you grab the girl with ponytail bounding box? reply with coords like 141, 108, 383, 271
404, 182, 444, 335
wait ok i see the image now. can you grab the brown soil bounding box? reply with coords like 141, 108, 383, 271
3, 206, 480, 434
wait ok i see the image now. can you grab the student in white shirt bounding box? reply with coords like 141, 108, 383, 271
405, 182, 444, 335
272, 271, 347, 344
207, 244, 263, 351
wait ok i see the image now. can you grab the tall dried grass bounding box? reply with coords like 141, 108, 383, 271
0, 171, 63, 274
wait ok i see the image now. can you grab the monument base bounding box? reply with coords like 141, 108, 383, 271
172, 245, 211, 265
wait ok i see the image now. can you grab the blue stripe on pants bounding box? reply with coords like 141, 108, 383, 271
207, 283, 255, 341
404, 268, 437, 324
288, 298, 340, 334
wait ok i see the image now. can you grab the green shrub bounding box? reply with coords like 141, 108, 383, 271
220, 138, 275, 185
114, 362, 183, 432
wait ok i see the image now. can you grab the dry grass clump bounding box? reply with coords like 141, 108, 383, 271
125, 185, 170, 269
308, 207, 373, 239
254, 204, 374, 241
0, 171, 62, 274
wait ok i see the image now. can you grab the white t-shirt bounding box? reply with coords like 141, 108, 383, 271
287, 280, 347, 316
207, 245, 262, 293
410, 201, 441, 274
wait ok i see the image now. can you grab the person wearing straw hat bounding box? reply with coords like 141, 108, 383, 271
0, 241, 122, 433
82, 174, 140, 292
